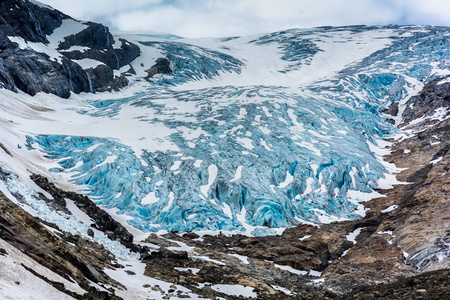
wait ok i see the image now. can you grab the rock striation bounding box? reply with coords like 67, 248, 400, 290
0, 0, 140, 98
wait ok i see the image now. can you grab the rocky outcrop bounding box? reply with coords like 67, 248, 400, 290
0, 0, 85, 97
401, 75, 450, 125
145, 57, 172, 80
83, 64, 130, 93
58, 23, 140, 71
0, 191, 124, 299
0, 0, 65, 44
57, 21, 140, 92
345, 269, 450, 299
30, 174, 136, 250
0, 48, 89, 98
0, 0, 140, 97
389, 76, 450, 272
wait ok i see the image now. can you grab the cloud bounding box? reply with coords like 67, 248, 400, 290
38, 0, 450, 38
397, 0, 450, 25
38, 0, 164, 21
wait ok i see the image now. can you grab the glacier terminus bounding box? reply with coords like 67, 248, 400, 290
2, 22, 450, 236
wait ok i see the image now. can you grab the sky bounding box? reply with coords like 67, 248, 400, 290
38, 0, 450, 38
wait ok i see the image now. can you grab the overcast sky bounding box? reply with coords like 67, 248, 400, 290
39, 0, 450, 38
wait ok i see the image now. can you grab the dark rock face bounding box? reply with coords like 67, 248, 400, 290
382, 102, 399, 124
0, 47, 90, 98
145, 57, 172, 80
0, 0, 65, 44
402, 75, 450, 125
0, 0, 141, 97
59, 23, 140, 71
57, 21, 140, 93
147, 247, 189, 260
0, 0, 82, 98
83, 290, 122, 300
346, 269, 450, 299
58, 22, 113, 51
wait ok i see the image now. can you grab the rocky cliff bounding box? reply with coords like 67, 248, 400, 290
0, 0, 140, 98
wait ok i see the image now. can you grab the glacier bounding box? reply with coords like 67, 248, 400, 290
4, 25, 450, 236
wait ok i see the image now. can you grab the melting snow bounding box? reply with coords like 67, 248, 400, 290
174, 267, 200, 274
200, 164, 218, 197
210, 284, 257, 298
141, 192, 160, 205
170, 160, 182, 171
278, 171, 294, 188
230, 166, 243, 182
272, 285, 294, 295
274, 264, 308, 276
430, 157, 443, 165
72, 58, 105, 69
299, 235, 311, 241
346, 227, 365, 244
229, 253, 250, 264
381, 205, 398, 213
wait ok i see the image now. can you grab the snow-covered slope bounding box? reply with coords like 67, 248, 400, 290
1, 23, 450, 237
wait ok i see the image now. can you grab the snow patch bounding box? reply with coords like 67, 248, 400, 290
278, 171, 294, 188
274, 264, 308, 276
299, 235, 311, 241
230, 166, 243, 182
210, 284, 257, 298
346, 227, 365, 244
141, 192, 160, 205
381, 205, 398, 213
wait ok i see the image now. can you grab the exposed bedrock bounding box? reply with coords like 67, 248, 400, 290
0, 191, 124, 299
145, 57, 172, 80
58, 23, 140, 71
0, 0, 140, 97
0, 0, 65, 44
30, 174, 138, 251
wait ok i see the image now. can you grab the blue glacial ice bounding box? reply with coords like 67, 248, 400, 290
25, 25, 450, 235
139, 41, 243, 85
